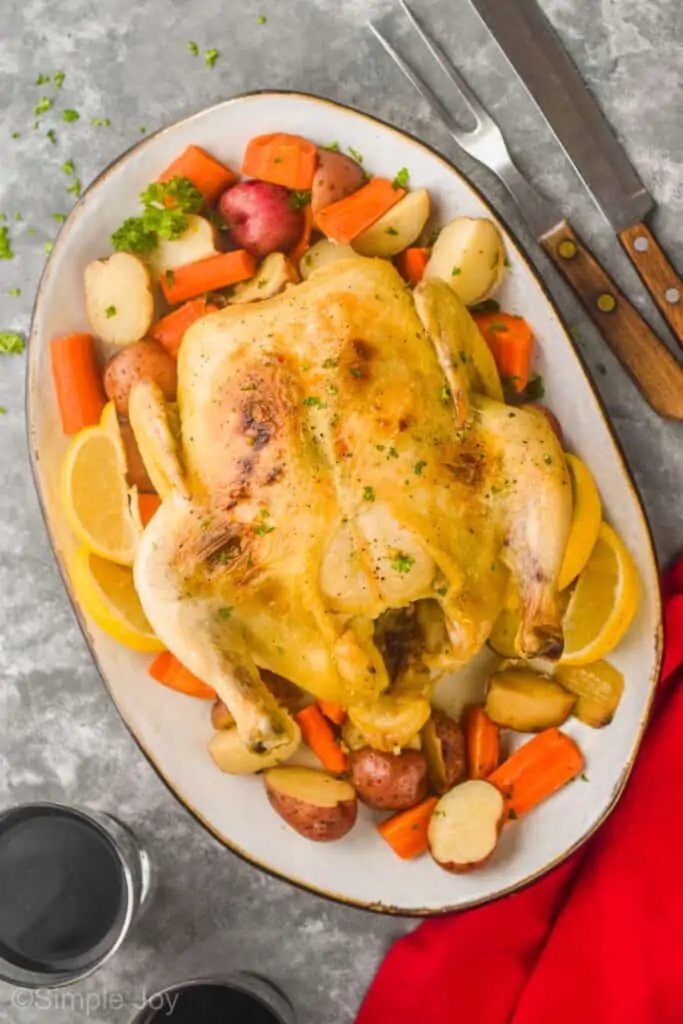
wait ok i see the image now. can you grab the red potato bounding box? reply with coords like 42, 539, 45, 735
421, 710, 466, 794
218, 180, 304, 258
349, 747, 428, 811
311, 149, 366, 224
428, 780, 504, 873
264, 766, 358, 842
103, 339, 177, 417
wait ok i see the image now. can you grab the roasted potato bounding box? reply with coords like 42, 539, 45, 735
229, 253, 299, 304
424, 217, 506, 307
554, 660, 624, 728
104, 340, 177, 417
211, 699, 235, 731
352, 189, 431, 258
264, 766, 357, 841
119, 421, 156, 493
311, 148, 366, 223
428, 780, 504, 873
85, 252, 154, 345
299, 239, 358, 280
208, 723, 301, 775
219, 180, 304, 258
486, 668, 576, 732
421, 710, 466, 794
148, 215, 219, 277
348, 695, 431, 753
348, 747, 428, 810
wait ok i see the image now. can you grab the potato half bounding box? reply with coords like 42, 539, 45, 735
208, 723, 301, 775
299, 239, 358, 280
348, 747, 428, 810
486, 669, 576, 732
148, 215, 219, 277
421, 710, 466, 794
429, 780, 504, 872
85, 252, 154, 345
424, 217, 506, 306
352, 189, 431, 258
264, 766, 357, 841
229, 252, 299, 303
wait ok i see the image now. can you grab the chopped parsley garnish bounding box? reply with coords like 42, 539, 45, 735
165, 269, 176, 287
256, 279, 267, 289
440, 384, 452, 404
91, 117, 111, 127
451, 266, 461, 276
375, 444, 385, 452
11, 132, 20, 140
0, 332, 25, 354
253, 522, 275, 536
543, 453, 553, 465
13, 213, 21, 222
363, 486, 375, 502
139, 126, 147, 134
322, 357, 338, 369
52, 212, 66, 223
44, 240, 54, 254
112, 177, 204, 253
33, 97, 52, 117
322, 141, 340, 152
66, 179, 81, 197
205, 48, 219, 68
435, 585, 448, 597
349, 366, 364, 378
489, 321, 508, 332
508, 809, 519, 820
348, 146, 363, 164
289, 190, 312, 210
62, 109, 80, 122
141, 177, 204, 215
46, 129, 57, 145
61, 159, 75, 175
391, 552, 415, 574
7, 288, 21, 296
0, 228, 14, 260
385, 226, 399, 236
105, 305, 117, 318
188, 40, 199, 55
581, 773, 589, 783
303, 396, 325, 408
414, 460, 427, 475
392, 167, 410, 189
273, 156, 283, 163
0, 407, 5, 414
113, 218, 157, 254
54, 70, 65, 89
503, 374, 545, 405
35, 73, 50, 85
256, 14, 267, 23
387, 447, 399, 459
217, 606, 233, 620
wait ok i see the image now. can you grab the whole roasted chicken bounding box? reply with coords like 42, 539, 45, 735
133, 258, 571, 761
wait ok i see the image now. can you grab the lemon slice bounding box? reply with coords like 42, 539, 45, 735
560, 523, 639, 666
558, 454, 602, 590
70, 546, 163, 652
61, 402, 141, 565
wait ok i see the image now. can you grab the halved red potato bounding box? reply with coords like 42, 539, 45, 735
421, 710, 466, 794
428, 780, 504, 872
104, 340, 177, 417
264, 766, 358, 841
349, 747, 428, 810
311, 149, 366, 223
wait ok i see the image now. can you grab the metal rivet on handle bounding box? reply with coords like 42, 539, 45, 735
633, 236, 649, 253
558, 239, 577, 260
665, 287, 681, 305
597, 293, 617, 313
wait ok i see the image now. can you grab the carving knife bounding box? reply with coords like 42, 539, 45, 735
467, 0, 683, 348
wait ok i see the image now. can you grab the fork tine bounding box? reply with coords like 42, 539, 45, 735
367, 21, 467, 140
398, 0, 493, 131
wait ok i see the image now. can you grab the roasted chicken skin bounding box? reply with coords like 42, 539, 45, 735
134, 258, 571, 753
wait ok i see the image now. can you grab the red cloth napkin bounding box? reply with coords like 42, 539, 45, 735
357, 561, 683, 1024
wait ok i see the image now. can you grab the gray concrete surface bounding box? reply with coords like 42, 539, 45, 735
0, 1, 681, 1021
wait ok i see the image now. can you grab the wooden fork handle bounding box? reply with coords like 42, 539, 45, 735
540, 220, 683, 420
619, 221, 683, 348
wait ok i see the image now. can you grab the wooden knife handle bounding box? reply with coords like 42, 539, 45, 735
619, 221, 683, 348
540, 220, 683, 420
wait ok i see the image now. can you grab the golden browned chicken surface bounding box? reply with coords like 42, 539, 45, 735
133, 257, 571, 757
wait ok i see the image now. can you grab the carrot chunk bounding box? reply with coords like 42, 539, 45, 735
463, 705, 500, 780
316, 178, 406, 244
295, 705, 348, 773
242, 133, 318, 190
159, 251, 256, 305
158, 145, 237, 203
148, 651, 216, 700
473, 312, 533, 392
377, 797, 439, 860
149, 297, 218, 358
396, 247, 429, 286
488, 728, 584, 820
50, 332, 106, 435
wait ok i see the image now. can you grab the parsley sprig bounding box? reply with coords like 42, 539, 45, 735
111, 176, 204, 254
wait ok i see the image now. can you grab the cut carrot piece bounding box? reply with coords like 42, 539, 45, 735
242, 133, 318, 191
473, 312, 533, 393
149, 297, 218, 358
50, 332, 106, 436
160, 251, 256, 305
158, 145, 237, 203
463, 705, 500, 780
289, 203, 314, 264
396, 247, 429, 286
377, 797, 439, 860
316, 699, 347, 727
316, 178, 406, 244
295, 705, 348, 774
138, 493, 161, 527
148, 651, 215, 700
488, 728, 584, 821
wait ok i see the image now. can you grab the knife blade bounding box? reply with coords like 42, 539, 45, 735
468, 0, 683, 346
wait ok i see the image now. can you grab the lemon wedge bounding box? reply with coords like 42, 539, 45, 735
61, 402, 141, 565
70, 546, 163, 652
558, 454, 602, 590
560, 523, 639, 666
